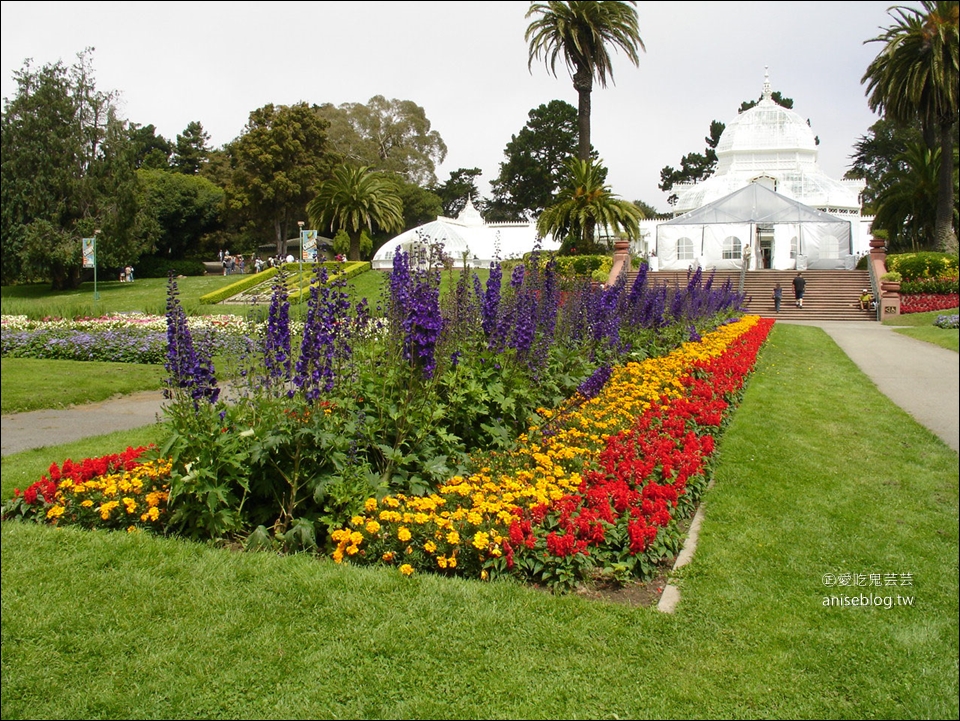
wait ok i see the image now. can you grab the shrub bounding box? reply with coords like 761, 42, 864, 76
886, 252, 959, 281
135, 256, 207, 278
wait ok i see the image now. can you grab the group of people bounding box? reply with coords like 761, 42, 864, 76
772, 272, 806, 312
219, 249, 279, 276
118, 265, 134, 283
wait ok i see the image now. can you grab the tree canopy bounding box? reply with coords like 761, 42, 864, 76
862, 0, 959, 252
317, 96, 447, 187
526, 1, 644, 161
1, 50, 151, 288
225, 102, 335, 258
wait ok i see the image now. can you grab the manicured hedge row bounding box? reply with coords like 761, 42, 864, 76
199, 267, 279, 304
288, 262, 371, 304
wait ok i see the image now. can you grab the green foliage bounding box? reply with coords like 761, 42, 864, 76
171, 121, 212, 175
136, 169, 224, 260
487, 100, 583, 221
886, 251, 959, 280
225, 102, 335, 258
430, 168, 484, 218
316, 95, 448, 186
900, 277, 959, 294
134, 256, 207, 278
0, 50, 154, 288
307, 165, 404, 262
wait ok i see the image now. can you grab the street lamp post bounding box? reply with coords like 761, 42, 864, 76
93, 229, 101, 301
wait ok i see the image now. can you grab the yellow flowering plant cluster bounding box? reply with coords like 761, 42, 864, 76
2, 446, 172, 534
331, 316, 769, 586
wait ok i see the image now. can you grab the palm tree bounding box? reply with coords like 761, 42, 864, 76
525, 1, 644, 162
862, 1, 959, 252
307, 165, 404, 261
872, 141, 943, 251
537, 157, 642, 255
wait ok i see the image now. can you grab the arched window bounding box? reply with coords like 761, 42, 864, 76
722, 236, 742, 260
677, 237, 694, 260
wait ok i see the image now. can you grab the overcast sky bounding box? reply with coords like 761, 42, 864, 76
2, 1, 905, 214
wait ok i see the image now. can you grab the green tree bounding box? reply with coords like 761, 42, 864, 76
537, 157, 642, 255
0, 50, 152, 288
307, 165, 404, 261
846, 117, 925, 213
129, 123, 173, 169
226, 102, 334, 258
872, 141, 948, 251
658, 120, 725, 206
488, 99, 583, 221
172, 121, 211, 175
431, 167, 483, 218
525, 1, 644, 162
317, 96, 447, 186
863, 0, 959, 252
137, 169, 224, 259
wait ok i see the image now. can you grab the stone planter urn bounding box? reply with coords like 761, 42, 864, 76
881, 281, 901, 294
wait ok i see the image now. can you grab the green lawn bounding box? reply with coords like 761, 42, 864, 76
885, 307, 959, 352
2, 322, 956, 719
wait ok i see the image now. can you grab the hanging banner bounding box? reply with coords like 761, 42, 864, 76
82, 237, 96, 269
301, 229, 318, 261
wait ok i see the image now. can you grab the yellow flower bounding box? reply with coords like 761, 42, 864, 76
472, 531, 490, 551
364, 497, 378, 513
46, 505, 66, 519
481, 570, 489, 581
382, 551, 395, 563
437, 555, 448, 569
399, 564, 414, 576
446, 530, 460, 545
365, 520, 381, 534
81, 499, 94, 508
424, 541, 437, 554
99, 500, 120, 520
397, 526, 412, 542
350, 515, 364, 526
332, 549, 345, 563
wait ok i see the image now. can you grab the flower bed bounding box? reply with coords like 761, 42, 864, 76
1, 313, 254, 363
899, 293, 960, 315
1, 446, 171, 532
331, 315, 773, 590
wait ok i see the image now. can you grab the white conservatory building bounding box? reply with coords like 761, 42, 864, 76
649, 70, 873, 271
371, 197, 559, 270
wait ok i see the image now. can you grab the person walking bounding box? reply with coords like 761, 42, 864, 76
773, 282, 782, 313
792, 272, 806, 308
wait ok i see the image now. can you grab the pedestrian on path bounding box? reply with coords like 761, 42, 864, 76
793, 272, 806, 308
773, 282, 783, 313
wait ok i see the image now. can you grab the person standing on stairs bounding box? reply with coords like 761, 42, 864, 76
793, 272, 806, 308
773, 282, 782, 313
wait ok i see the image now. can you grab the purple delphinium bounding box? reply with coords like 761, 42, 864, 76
263, 277, 292, 387
403, 271, 443, 379
294, 264, 354, 402
577, 364, 612, 400
164, 274, 219, 406
479, 261, 502, 340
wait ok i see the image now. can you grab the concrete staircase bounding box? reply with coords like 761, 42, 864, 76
623, 269, 879, 322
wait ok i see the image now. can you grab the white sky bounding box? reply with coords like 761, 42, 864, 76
2, 0, 903, 214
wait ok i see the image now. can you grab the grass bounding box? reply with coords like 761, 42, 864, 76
885, 307, 959, 353
1, 323, 957, 719
0, 358, 165, 414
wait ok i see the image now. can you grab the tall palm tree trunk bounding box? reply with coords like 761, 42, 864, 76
573, 67, 593, 162
935, 119, 958, 252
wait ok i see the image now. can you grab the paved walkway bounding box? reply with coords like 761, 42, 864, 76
2, 322, 957, 457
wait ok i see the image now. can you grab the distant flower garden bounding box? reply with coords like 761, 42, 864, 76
3, 247, 772, 591
0, 313, 251, 363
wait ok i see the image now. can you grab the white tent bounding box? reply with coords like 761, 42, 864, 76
371, 198, 558, 269
655, 183, 854, 271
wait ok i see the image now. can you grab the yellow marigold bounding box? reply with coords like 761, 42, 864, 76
399, 564, 414, 576
46, 505, 66, 519
397, 526, 412, 542
385, 496, 400, 508
364, 497, 378, 513
437, 555, 448, 569
365, 520, 381, 535
127, 525, 138, 533
346, 545, 360, 555
123, 497, 138, 514
349, 531, 363, 546
466, 511, 483, 525
331, 528, 349, 542
448, 556, 457, 569
99, 500, 120, 520
80, 499, 94, 508
446, 530, 460, 545
481, 570, 489, 581
424, 541, 437, 554
472, 531, 490, 551
382, 551, 395, 563
350, 515, 364, 526
332, 549, 344, 563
